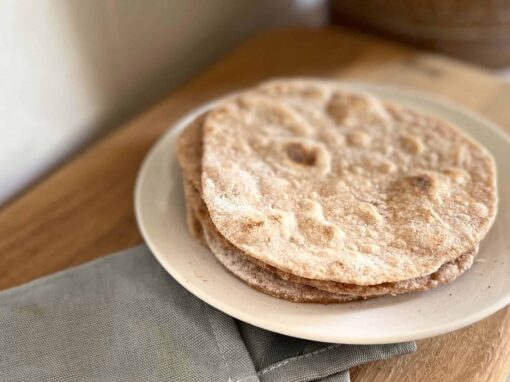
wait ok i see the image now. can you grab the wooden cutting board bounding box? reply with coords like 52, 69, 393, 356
1, 27, 509, 381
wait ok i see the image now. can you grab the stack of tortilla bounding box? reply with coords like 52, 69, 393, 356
176, 79, 498, 303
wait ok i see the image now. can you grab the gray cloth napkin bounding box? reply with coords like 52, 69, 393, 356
0, 246, 416, 382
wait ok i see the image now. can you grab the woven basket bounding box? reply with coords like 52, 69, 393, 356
330, 0, 510, 67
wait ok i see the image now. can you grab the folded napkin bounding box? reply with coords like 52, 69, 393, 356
0, 246, 416, 382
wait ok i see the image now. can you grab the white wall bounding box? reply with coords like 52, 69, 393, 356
0, 0, 326, 204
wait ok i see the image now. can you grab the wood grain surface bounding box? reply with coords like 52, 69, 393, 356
1, 27, 509, 381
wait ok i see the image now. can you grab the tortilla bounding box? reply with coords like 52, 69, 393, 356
200, 79, 497, 284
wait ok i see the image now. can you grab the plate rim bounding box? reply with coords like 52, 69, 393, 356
135, 81, 510, 344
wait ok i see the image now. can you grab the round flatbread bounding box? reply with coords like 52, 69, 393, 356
252, 247, 476, 297
201, 79, 497, 285
177, 114, 478, 298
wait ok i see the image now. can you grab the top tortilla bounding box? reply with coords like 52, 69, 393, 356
200, 79, 497, 285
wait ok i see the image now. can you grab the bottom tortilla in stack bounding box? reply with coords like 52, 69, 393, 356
176, 113, 482, 303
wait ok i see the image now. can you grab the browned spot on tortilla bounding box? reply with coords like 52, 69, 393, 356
390, 173, 440, 200
269, 214, 282, 222
409, 175, 432, 191
320, 225, 335, 241
242, 220, 265, 231
408, 175, 434, 194
286, 142, 318, 166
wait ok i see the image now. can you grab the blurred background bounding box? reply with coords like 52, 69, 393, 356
0, 0, 326, 204
1, 0, 510, 205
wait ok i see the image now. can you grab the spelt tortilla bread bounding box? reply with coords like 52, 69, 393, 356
177, 113, 478, 297
200, 79, 497, 285
253, 247, 476, 297
178, 115, 358, 303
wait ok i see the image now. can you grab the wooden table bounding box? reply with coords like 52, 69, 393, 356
1, 27, 509, 381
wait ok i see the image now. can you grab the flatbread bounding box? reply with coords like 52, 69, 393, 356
177, 113, 477, 298
253, 247, 476, 297
178, 116, 358, 303
201, 79, 497, 285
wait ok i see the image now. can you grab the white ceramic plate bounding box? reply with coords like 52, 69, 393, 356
135, 82, 510, 344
